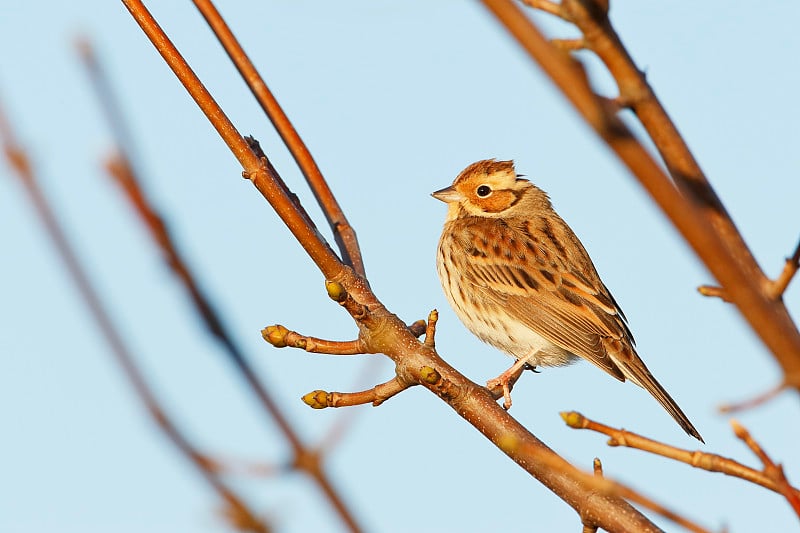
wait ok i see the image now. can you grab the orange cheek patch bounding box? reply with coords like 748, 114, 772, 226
479, 191, 517, 213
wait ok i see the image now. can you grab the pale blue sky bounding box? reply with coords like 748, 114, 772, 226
1, 2, 798, 532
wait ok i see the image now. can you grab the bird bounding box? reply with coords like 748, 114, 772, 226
432, 159, 703, 442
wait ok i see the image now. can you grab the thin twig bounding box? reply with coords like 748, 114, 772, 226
593, 457, 603, 477
696, 284, 731, 302
191, 0, 365, 277
77, 39, 364, 533
121, 0, 344, 281
0, 101, 269, 533
483, 0, 800, 388
562, 411, 800, 502
551, 38, 586, 51
700, 237, 800, 302
520, 0, 564, 17
301, 376, 414, 408
731, 419, 800, 517
718, 381, 789, 414
551, 0, 764, 288
424, 309, 439, 348
768, 238, 800, 299
262, 325, 366, 355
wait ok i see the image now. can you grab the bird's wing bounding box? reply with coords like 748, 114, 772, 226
455, 217, 631, 382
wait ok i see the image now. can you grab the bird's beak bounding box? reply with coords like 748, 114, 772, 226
431, 186, 462, 203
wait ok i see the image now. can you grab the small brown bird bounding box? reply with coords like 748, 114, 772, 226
433, 159, 702, 442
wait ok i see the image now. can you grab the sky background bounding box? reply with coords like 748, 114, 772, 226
1, 1, 799, 532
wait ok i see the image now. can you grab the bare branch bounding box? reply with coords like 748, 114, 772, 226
483, 0, 800, 386
719, 381, 789, 414
119, 1, 669, 529
191, 0, 366, 277
302, 376, 415, 409
697, 284, 731, 302
562, 411, 800, 503
551, 38, 586, 51
520, 0, 565, 18
77, 38, 363, 532
768, 237, 800, 299
0, 100, 269, 533
424, 309, 439, 348
121, 0, 344, 281
262, 325, 366, 355
731, 420, 800, 517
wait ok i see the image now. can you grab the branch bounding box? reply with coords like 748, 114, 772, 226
485, 0, 800, 386
731, 420, 800, 518
302, 376, 414, 409
562, 411, 800, 506
77, 38, 363, 533
0, 101, 269, 533
120, 1, 667, 529
719, 381, 789, 414
768, 238, 800, 299
700, 237, 800, 302
191, 0, 366, 277
528, 0, 765, 288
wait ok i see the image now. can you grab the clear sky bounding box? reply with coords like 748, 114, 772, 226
1, 2, 798, 532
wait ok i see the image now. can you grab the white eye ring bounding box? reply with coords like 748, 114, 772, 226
476, 185, 492, 197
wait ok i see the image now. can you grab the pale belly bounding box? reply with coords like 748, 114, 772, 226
437, 259, 578, 368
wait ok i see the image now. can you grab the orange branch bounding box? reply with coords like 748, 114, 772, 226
562, 411, 800, 504
769, 238, 800, 299
483, 0, 800, 386
118, 2, 669, 529
732, 420, 800, 518
78, 36, 364, 533
121, 0, 344, 282
191, 0, 366, 277
0, 101, 269, 533
302, 376, 414, 409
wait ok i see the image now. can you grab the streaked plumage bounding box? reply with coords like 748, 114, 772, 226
433, 159, 702, 442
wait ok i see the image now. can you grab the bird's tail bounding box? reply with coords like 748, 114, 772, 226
613, 350, 704, 443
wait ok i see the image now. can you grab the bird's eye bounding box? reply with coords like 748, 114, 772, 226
476, 185, 492, 197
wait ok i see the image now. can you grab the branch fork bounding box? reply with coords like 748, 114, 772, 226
263, 284, 446, 409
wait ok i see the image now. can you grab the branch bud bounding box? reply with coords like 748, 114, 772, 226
262, 324, 289, 348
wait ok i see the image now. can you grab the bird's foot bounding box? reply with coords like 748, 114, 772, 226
486, 358, 529, 410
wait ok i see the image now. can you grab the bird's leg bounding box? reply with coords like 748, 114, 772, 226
486, 358, 529, 410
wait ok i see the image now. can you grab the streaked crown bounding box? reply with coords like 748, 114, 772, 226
432, 159, 549, 220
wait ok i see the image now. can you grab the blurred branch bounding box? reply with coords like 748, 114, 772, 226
524, 0, 762, 287
699, 237, 800, 302
486, 0, 800, 386
731, 420, 800, 518
192, 0, 366, 277
76, 38, 364, 533
0, 101, 269, 533
119, 1, 665, 529
562, 411, 800, 507
768, 238, 800, 299
719, 381, 789, 414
